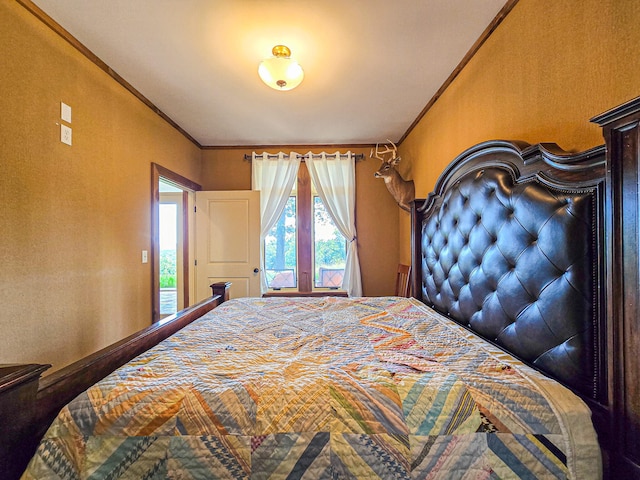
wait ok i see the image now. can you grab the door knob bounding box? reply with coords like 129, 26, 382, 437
253, 268, 259, 273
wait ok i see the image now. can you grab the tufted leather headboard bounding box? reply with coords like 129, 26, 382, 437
411, 140, 606, 401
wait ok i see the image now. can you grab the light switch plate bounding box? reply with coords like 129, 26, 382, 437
61, 124, 72, 145
142, 250, 148, 263
61, 102, 72, 123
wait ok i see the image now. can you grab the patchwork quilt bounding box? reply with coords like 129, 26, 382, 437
23, 297, 601, 479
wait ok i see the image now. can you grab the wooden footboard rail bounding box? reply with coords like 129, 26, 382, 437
0, 282, 231, 480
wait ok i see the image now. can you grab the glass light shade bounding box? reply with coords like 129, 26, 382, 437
258, 47, 304, 91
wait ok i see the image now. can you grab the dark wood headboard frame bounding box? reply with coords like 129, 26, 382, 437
591, 96, 640, 480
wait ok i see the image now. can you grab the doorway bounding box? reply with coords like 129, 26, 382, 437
159, 183, 184, 318
151, 163, 201, 323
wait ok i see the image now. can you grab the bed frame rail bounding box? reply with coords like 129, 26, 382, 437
0, 282, 230, 480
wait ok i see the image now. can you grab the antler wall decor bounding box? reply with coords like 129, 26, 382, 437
371, 140, 415, 212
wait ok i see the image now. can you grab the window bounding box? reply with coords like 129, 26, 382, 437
264, 162, 346, 292
313, 196, 346, 288
253, 151, 361, 296
264, 196, 297, 288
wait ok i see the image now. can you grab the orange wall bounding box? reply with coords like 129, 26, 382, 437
0, 1, 202, 372
398, 0, 640, 262
201, 147, 400, 296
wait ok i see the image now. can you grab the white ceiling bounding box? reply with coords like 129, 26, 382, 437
31, 0, 508, 147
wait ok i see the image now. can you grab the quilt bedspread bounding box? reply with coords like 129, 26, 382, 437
23, 297, 600, 479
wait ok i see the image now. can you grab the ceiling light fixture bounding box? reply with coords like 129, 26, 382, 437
258, 45, 304, 91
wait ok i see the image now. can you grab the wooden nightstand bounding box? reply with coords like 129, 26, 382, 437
0, 363, 50, 480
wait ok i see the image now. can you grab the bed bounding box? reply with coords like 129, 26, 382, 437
4, 98, 640, 479
24, 294, 600, 479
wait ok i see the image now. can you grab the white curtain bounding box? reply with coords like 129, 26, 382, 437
306, 151, 363, 296
251, 152, 300, 294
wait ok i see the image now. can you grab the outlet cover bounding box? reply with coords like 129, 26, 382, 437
61, 102, 72, 123
61, 124, 72, 145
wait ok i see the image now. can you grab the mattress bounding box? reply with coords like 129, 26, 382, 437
22, 296, 601, 479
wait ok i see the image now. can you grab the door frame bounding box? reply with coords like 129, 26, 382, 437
151, 163, 201, 323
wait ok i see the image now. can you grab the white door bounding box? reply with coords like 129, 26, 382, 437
195, 190, 261, 300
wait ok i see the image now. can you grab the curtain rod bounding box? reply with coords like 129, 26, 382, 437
243, 153, 364, 162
